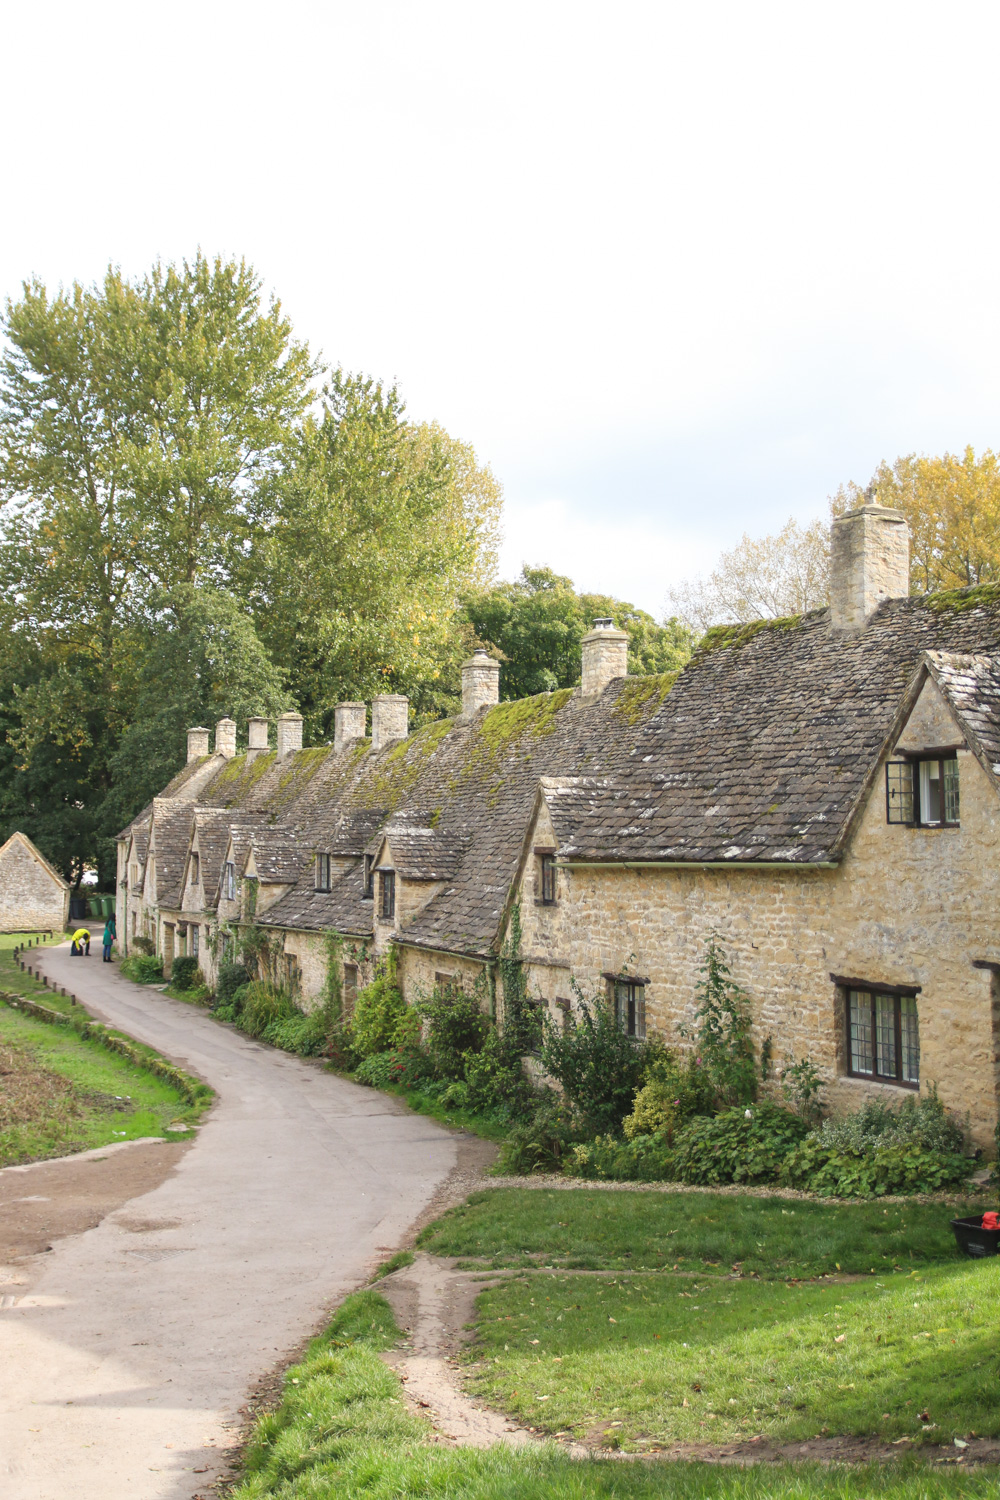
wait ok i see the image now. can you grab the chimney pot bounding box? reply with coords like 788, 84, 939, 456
334, 702, 366, 753
214, 717, 237, 759
830, 504, 910, 631
580, 618, 629, 696
461, 650, 500, 717
186, 726, 210, 763
372, 694, 409, 751
276, 712, 304, 759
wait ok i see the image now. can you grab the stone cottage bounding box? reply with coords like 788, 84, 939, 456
118, 505, 1000, 1148
0, 831, 70, 933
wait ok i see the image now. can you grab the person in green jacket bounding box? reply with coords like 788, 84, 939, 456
102, 914, 116, 963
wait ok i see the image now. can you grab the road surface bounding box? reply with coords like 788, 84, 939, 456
0, 944, 458, 1500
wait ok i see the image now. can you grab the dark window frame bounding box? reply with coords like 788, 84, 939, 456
363, 854, 374, 899
190, 851, 200, 886
316, 852, 332, 892
885, 753, 959, 827
343, 962, 359, 1009
224, 861, 236, 902
609, 977, 646, 1040
191, 924, 199, 958
538, 852, 557, 905
380, 869, 396, 920
843, 984, 920, 1088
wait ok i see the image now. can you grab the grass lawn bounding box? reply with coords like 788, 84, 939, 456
230, 1290, 1000, 1500
418, 1188, 983, 1277
467, 1261, 1000, 1448
0, 935, 211, 1164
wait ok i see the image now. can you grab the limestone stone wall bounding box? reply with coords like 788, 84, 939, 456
0, 836, 68, 932
399, 945, 489, 1009
517, 742, 1000, 1149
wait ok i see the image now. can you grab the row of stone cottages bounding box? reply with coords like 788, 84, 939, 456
117, 503, 1000, 1149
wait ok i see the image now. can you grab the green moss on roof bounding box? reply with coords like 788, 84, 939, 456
924, 580, 1000, 614
698, 614, 805, 653
358, 717, 454, 811
479, 688, 574, 751
612, 671, 680, 726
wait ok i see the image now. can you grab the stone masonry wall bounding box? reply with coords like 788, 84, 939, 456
0, 839, 68, 932
517, 744, 1000, 1149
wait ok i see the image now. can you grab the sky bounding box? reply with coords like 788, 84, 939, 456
4, 0, 1000, 615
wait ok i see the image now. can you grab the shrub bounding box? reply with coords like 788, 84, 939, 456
464, 1030, 534, 1117
781, 1136, 973, 1196
263, 1011, 327, 1057
686, 936, 758, 1107
569, 1132, 677, 1183
539, 992, 646, 1136
350, 957, 419, 1060
815, 1089, 965, 1156
120, 954, 164, 984
497, 1096, 589, 1174
417, 983, 490, 1080
624, 1051, 714, 1141
170, 956, 201, 991
131, 934, 156, 956
215, 959, 252, 1008
355, 1045, 434, 1091
671, 1102, 809, 1186
779, 1054, 826, 1125
237, 981, 299, 1039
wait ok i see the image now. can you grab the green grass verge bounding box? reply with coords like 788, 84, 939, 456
418, 1189, 982, 1276
0, 931, 84, 1018
0, 1003, 207, 1164
468, 1261, 1000, 1449
380, 1084, 511, 1143
163, 982, 212, 1005
230, 1290, 999, 1499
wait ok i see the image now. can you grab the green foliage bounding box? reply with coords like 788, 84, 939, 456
232, 981, 298, 1039
623, 1050, 714, 1141
781, 1094, 972, 1197
119, 954, 164, 984
670, 1102, 809, 1186
169, 956, 201, 992
818, 1089, 966, 1155
687, 935, 758, 1107
463, 1029, 535, 1118
779, 1053, 826, 1124
215, 959, 252, 1008
130, 934, 155, 956
496, 1096, 589, 1174
349, 952, 419, 1060
539, 988, 647, 1137
498, 904, 542, 1057
417, 980, 490, 1079
568, 1129, 677, 1182
698, 614, 806, 653
461, 564, 693, 700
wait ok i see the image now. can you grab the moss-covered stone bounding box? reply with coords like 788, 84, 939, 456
924, 580, 1000, 614
697, 615, 805, 653
359, 717, 454, 811
479, 689, 574, 753
612, 672, 680, 726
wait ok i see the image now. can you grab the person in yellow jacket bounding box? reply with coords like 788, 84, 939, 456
70, 928, 91, 957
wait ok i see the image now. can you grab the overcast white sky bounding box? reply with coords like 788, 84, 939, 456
5, 1, 1000, 614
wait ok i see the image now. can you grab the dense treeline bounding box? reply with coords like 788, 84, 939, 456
0, 254, 688, 885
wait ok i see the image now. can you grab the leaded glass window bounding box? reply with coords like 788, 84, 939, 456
847, 988, 919, 1087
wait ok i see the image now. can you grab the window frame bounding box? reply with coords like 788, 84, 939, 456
191, 924, 199, 958
841, 981, 920, 1088
343, 962, 359, 1010
225, 861, 236, 902
609, 977, 646, 1040
885, 753, 959, 828
363, 854, 374, 899
190, 851, 200, 886
538, 852, 557, 905
316, 852, 332, 892
379, 869, 396, 921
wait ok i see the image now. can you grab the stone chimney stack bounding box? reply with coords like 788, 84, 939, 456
215, 717, 237, 759
580, 618, 629, 696
830, 504, 910, 632
246, 717, 269, 762
461, 650, 500, 717
276, 712, 304, 759
371, 694, 409, 752
187, 726, 210, 763
334, 702, 366, 753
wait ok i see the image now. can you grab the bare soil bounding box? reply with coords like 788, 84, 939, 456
0, 1136, 193, 1263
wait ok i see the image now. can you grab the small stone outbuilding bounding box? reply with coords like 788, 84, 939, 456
0, 831, 70, 933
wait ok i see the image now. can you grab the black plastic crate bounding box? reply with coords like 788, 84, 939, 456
951, 1214, 1000, 1258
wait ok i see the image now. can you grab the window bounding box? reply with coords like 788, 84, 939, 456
285, 953, 299, 988
316, 853, 332, 892
847, 987, 919, 1086
191, 925, 199, 958
886, 756, 959, 826
221, 932, 231, 959
130, 863, 139, 887
613, 979, 646, 1040
380, 870, 396, 920
344, 963, 358, 1010
435, 971, 460, 995
538, 853, 557, 905
190, 852, 200, 886
363, 854, 374, 899
225, 861, 235, 901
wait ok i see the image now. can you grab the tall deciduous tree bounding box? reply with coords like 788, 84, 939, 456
462, 566, 692, 700
666, 519, 830, 635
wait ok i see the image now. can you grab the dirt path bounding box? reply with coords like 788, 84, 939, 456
0, 945, 462, 1500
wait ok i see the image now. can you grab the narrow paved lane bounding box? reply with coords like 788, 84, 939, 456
0, 945, 458, 1500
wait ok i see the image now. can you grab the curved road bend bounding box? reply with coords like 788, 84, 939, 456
1, 943, 458, 1500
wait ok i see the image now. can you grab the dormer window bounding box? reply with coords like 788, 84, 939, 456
380, 870, 396, 920
190, 852, 200, 886
225, 861, 235, 901
886, 755, 959, 827
316, 853, 332, 892
363, 854, 374, 899
537, 852, 557, 905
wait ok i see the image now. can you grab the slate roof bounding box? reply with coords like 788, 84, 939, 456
926, 651, 1000, 775
150, 799, 201, 908
190, 809, 235, 908
123, 582, 1000, 960
246, 828, 304, 884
